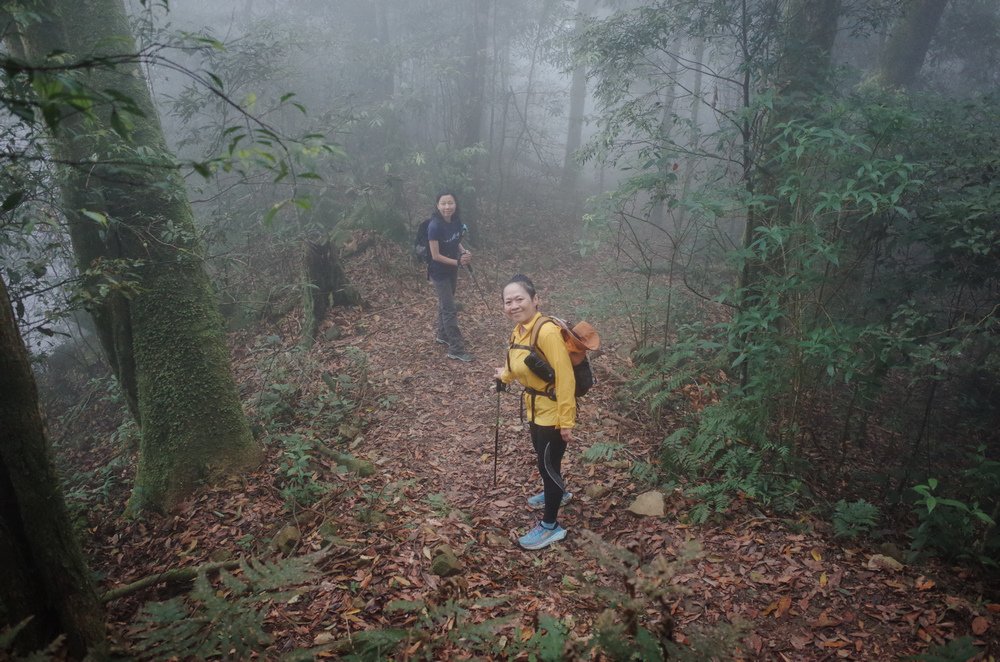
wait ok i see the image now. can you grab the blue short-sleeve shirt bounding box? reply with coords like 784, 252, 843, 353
427, 217, 463, 280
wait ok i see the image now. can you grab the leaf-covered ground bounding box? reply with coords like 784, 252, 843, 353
67, 237, 998, 660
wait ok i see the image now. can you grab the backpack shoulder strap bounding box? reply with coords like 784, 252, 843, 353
507, 317, 552, 371
529, 316, 555, 360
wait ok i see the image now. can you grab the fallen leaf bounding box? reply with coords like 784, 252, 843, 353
811, 548, 823, 562
866, 554, 903, 572
915, 577, 935, 591
971, 616, 990, 635
777, 595, 792, 618
819, 640, 849, 648
810, 611, 842, 628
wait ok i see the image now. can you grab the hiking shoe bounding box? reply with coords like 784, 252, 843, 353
518, 522, 567, 550
447, 351, 473, 362
435, 336, 447, 345
527, 491, 573, 509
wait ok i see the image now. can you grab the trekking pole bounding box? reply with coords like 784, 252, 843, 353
464, 262, 493, 312
493, 379, 502, 486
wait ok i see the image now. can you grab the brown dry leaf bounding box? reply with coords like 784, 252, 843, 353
971, 616, 990, 635
776, 595, 792, 618
810, 611, 842, 628
866, 554, 903, 572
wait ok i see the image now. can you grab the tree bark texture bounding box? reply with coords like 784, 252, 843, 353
5, 0, 261, 513
877, 0, 949, 89
0, 277, 107, 658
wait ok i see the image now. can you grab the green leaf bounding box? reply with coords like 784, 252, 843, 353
80, 210, 109, 227
191, 161, 212, 179
1, 190, 25, 213
974, 511, 995, 526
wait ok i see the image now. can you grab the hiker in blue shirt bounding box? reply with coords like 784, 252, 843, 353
426, 191, 472, 362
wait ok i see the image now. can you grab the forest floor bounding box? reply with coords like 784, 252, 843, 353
62, 235, 999, 660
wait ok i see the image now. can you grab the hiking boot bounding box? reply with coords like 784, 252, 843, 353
527, 491, 572, 509
446, 351, 473, 362
518, 522, 567, 550
435, 336, 447, 345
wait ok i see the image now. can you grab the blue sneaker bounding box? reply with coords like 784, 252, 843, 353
518, 522, 567, 550
527, 491, 572, 509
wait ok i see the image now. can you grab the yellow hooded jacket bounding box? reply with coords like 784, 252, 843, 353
499, 312, 576, 428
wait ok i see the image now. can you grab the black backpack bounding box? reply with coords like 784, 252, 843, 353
412, 218, 432, 263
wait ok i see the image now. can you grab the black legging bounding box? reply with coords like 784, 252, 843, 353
530, 423, 566, 524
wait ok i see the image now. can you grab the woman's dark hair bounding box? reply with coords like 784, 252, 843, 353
431, 190, 461, 222
504, 273, 537, 298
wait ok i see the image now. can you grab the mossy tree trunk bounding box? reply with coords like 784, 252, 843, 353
0, 277, 107, 658
5, 0, 261, 513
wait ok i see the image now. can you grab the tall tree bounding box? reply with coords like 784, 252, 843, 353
0, 276, 106, 658
561, 0, 595, 197
3, 0, 261, 513
876, 0, 950, 89
457, 0, 491, 226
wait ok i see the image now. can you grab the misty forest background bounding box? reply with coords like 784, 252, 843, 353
2, 0, 999, 659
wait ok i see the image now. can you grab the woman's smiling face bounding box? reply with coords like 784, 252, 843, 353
502, 282, 538, 324
436, 194, 456, 220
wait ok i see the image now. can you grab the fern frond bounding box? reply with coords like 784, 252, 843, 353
583, 441, 623, 463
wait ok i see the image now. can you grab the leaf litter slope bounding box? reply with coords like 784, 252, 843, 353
83, 238, 997, 659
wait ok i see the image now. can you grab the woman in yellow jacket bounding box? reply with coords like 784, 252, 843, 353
493, 274, 574, 550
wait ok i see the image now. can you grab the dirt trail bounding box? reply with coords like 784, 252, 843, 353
88, 244, 993, 659
332, 249, 986, 659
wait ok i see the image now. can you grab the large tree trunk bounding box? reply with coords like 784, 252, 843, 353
740, 0, 843, 291
876, 0, 949, 89
735, 0, 842, 385
5, 0, 261, 513
0, 277, 106, 658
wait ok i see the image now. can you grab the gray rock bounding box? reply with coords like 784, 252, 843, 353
627, 490, 665, 517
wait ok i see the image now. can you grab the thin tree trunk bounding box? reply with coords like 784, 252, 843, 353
0, 277, 107, 658
649, 49, 682, 229
561, 0, 594, 198
459, 0, 490, 228
6, 0, 260, 513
